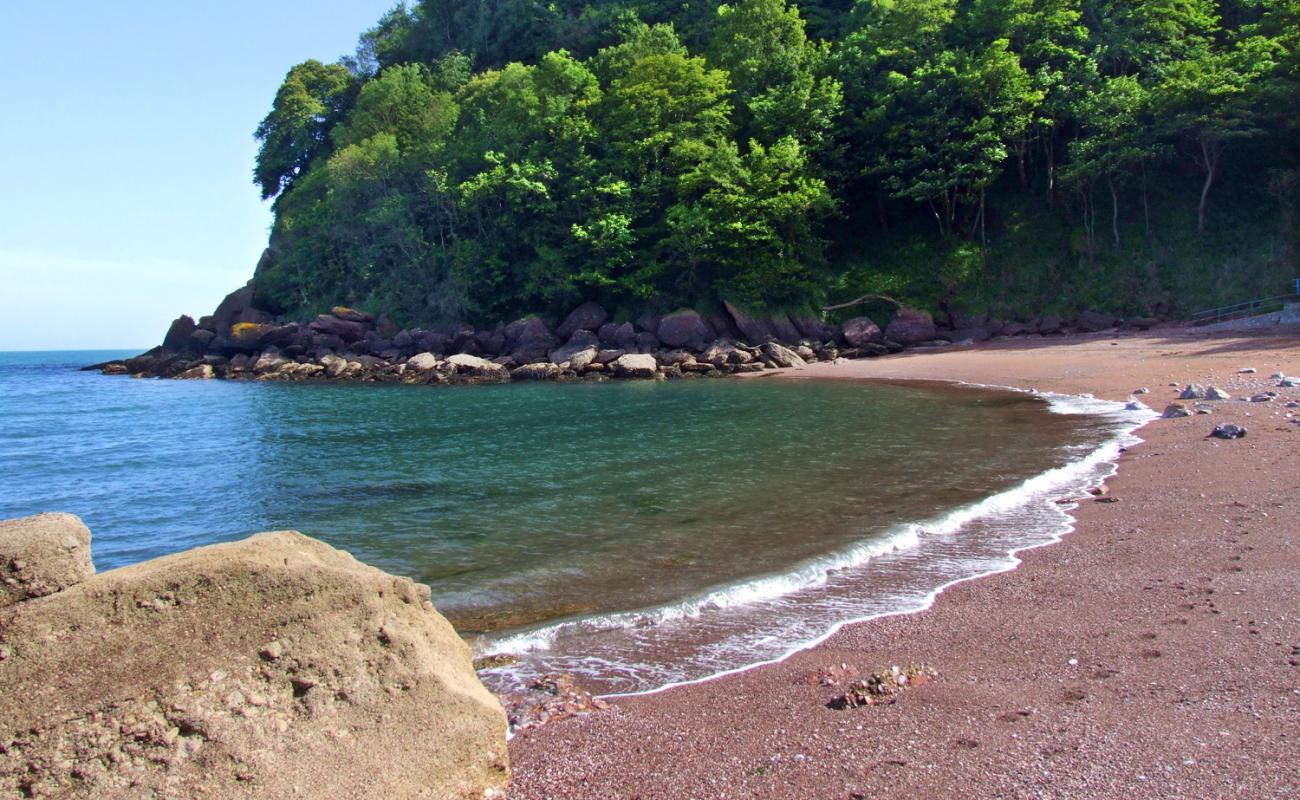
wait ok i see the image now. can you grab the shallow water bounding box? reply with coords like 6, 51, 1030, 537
0, 351, 1146, 694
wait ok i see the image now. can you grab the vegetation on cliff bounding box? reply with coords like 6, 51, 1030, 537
249, 0, 1299, 327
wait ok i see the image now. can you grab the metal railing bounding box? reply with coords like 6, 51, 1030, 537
1191, 284, 1299, 324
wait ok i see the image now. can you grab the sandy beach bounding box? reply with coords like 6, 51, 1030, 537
509, 326, 1300, 799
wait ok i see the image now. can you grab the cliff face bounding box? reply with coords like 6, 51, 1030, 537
0, 516, 509, 799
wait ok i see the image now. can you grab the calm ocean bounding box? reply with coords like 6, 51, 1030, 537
0, 350, 1148, 694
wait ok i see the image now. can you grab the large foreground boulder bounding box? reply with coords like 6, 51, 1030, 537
656, 310, 714, 350
0, 528, 509, 799
841, 317, 882, 348
0, 513, 94, 607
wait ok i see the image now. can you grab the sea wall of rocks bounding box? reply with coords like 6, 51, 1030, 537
0, 514, 509, 799
91, 284, 1162, 384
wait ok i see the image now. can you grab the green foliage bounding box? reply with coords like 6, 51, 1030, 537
250, 0, 1300, 327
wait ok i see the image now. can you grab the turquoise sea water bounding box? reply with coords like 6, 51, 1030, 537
0, 350, 1147, 694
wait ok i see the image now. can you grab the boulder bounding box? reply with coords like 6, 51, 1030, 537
1210, 423, 1247, 440
405, 352, 441, 372
724, 301, 774, 343
1205, 386, 1231, 400
309, 313, 370, 343
1162, 403, 1192, 419
556, 302, 608, 340
613, 353, 658, 378
446, 353, 509, 382
594, 349, 624, 365
176, 364, 215, 380
597, 322, 636, 351
330, 306, 375, 324
512, 363, 561, 381
634, 331, 660, 354
189, 328, 217, 352
658, 350, 696, 366
759, 342, 806, 369
634, 313, 662, 335
884, 307, 937, 345
657, 310, 714, 350
226, 323, 276, 353
505, 318, 559, 364
1179, 384, 1208, 400
1074, 310, 1117, 333
789, 313, 838, 342
253, 348, 289, 374
947, 326, 991, 343
0, 513, 93, 607
162, 315, 198, 352
0, 529, 508, 799
768, 315, 803, 344
841, 317, 883, 348
702, 339, 753, 366
549, 330, 600, 370
1038, 314, 1064, 335
211, 283, 257, 336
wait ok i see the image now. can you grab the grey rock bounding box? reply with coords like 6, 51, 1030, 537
405, 352, 440, 372
549, 330, 600, 369
1205, 386, 1231, 400
759, 341, 806, 369
613, 353, 658, 378
1210, 423, 1247, 440
0, 513, 94, 607
1179, 384, 1208, 400
594, 349, 625, 365
1162, 403, 1192, 419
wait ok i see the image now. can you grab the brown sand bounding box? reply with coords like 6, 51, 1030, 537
508, 327, 1300, 799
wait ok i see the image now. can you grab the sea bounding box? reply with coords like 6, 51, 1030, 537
0, 350, 1152, 695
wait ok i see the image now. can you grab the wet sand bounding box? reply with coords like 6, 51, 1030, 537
508, 327, 1300, 799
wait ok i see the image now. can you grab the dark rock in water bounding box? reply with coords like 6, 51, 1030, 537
724, 301, 774, 343
1074, 310, 1117, 332
189, 328, 216, 352
162, 315, 198, 352
634, 331, 660, 354
1210, 423, 1247, 439
1039, 314, 1064, 334
556, 302, 608, 339
841, 317, 882, 348
594, 348, 624, 365
884, 307, 936, 345
656, 310, 714, 350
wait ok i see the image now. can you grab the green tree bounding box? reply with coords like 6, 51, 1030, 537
253, 60, 356, 200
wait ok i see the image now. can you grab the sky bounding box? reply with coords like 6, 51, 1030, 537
0, 1, 399, 351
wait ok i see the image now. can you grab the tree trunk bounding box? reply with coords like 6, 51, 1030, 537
979, 187, 987, 248
1108, 175, 1120, 248
1197, 134, 1221, 235
1140, 161, 1151, 239
1045, 137, 1057, 208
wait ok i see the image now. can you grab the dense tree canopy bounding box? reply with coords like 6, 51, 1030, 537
251, 0, 1300, 326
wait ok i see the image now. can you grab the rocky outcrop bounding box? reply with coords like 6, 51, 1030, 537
505, 318, 559, 364
884, 307, 937, 345
723, 301, 774, 343
0, 513, 94, 607
0, 526, 509, 799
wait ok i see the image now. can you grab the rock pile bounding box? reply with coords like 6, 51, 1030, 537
0, 514, 509, 799
91, 292, 1162, 385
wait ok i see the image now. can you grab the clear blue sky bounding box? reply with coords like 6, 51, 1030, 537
0, 2, 398, 351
